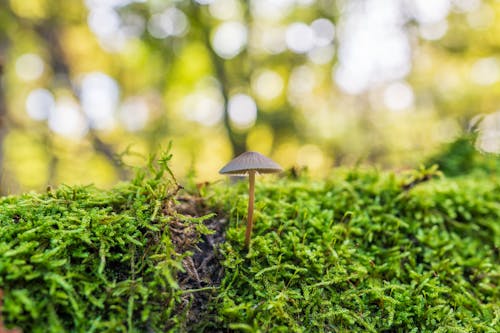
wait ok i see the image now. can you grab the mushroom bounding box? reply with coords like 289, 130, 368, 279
219, 151, 283, 248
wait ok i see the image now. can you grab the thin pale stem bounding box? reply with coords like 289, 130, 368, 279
245, 171, 256, 249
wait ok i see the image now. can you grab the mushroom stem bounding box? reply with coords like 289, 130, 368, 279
245, 170, 256, 249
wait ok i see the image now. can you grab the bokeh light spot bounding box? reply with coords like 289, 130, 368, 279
182, 88, 224, 127
311, 18, 335, 47
452, 0, 480, 12
251, 0, 294, 21
288, 65, 316, 104
148, 7, 189, 39
289, 65, 316, 94
228, 93, 257, 129
211, 21, 248, 59
470, 57, 499, 86
119, 97, 150, 131
80, 72, 120, 130
419, 20, 448, 40
48, 97, 88, 139
209, 0, 242, 20
26, 88, 55, 121
88, 7, 120, 38
334, 0, 411, 94
466, 4, 495, 30
308, 45, 335, 65
476, 111, 500, 153
15, 54, 44, 81
257, 25, 286, 54
411, 0, 451, 24
383, 81, 415, 111
251, 70, 284, 100
194, 0, 214, 4
286, 22, 314, 54
121, 13, 146, 38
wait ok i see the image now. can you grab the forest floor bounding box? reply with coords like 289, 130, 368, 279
0, 159, 498, 332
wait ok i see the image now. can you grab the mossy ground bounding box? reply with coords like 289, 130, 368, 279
0, 152, 220, 332
1, 156, 499, 332
207, 167, 499, 332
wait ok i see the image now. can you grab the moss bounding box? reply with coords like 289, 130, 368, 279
1, 156, 499, 332
207, 167, 499, 332
0, 150, 215, 332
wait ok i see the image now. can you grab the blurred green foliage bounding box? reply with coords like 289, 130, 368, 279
428, 134, 500, 177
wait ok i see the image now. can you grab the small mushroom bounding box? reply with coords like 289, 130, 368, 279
219, 151, 283, 248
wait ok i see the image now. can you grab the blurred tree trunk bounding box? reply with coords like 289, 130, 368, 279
34, 21, 130, 180
194, 5, 246, 157
208, 52, 247, 157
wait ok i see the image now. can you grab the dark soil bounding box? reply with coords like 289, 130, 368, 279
170, 193, 228, 331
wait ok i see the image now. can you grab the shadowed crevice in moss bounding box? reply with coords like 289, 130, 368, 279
172, 194, 228, 331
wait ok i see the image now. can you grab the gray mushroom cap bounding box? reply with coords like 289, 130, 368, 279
219, 151, 283, 175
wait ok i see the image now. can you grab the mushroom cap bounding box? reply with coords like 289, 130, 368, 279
219, 151, 283, 175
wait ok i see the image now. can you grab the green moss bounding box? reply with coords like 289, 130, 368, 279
0, 150, 213, 332
207, 168, 499, 332
1, 155, 499, 332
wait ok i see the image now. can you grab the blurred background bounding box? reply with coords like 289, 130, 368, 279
1, 0, 500, 193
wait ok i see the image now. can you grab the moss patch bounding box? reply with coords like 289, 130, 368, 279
207, 168, 499, 332
1, 158, 499, 332
0, 151, 221, 332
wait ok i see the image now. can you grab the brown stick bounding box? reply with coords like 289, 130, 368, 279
245, 171, 256, 249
